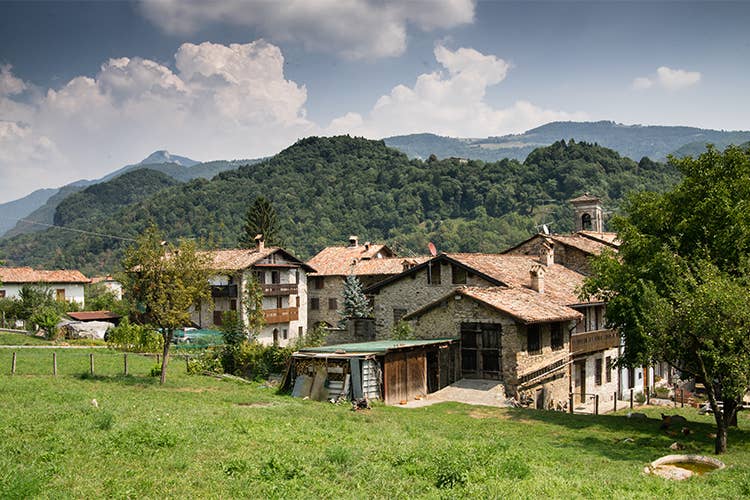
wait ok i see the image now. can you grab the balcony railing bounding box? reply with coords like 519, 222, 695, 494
211, 284, 238, 298
261, 283, 298, 296
570, 329, 620, 355
264, 307, 299, 324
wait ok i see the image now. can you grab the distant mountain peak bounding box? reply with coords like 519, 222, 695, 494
139, 150, 199, 167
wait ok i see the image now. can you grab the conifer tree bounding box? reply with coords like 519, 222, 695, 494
239, 196, 281, 248
338, 274, 372, 327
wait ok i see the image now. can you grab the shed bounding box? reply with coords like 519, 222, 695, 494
291, 339, 460, 405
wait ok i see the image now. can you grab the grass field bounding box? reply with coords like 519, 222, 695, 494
0, 331, 107, 347
1, 348, 749, 499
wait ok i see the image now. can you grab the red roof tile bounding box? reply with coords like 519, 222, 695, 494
0, 267, 89, 284
457, 286, 583, 324
307, 243, 415, 277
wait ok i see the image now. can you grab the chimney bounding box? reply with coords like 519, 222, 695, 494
540, 239, 554, 267
364, 241, 371, 251
349, 235, 359, 248
255, 234, 265, 252
530, 264, 545, 293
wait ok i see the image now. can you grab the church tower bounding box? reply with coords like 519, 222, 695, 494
570, 193, 603, 232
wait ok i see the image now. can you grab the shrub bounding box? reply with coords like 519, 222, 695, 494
220, 310, 247, 346
106, 318, 163, 352
187, 347, 224, 375
221, 342, 292, 380
29, 307, 61, 339
390, 320, 416, 340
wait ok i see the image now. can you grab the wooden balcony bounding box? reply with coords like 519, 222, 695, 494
570, 329, 620, 355
264, 307, 299, 324
261, 283, 298, 296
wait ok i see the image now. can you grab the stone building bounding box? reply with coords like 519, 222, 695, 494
306, 236, 427, 332
193, 237, 314, 346
403, 286, 581, 408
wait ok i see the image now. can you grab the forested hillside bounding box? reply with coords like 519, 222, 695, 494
0, 136, 680, 274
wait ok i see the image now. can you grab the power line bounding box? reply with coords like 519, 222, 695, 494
0, 215, 136, 242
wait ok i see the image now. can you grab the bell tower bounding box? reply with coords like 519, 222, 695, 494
570, 193, 603, 232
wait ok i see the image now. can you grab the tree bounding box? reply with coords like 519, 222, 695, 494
582, 145, 750, 454
338, 274, 372, 327
121, 227, 212, 384
239, 196, 281, 248
243, 273, 265, 340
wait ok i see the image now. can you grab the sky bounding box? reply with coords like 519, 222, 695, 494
1, 0, 749, 203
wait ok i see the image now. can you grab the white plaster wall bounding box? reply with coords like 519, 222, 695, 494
0, 283, 85, 306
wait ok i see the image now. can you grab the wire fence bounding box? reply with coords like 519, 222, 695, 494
0, 349, 192, 378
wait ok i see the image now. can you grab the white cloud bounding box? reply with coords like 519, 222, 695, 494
0, 64, 27, 96
0, 41, 314, 202
138, 0, 475, 59
327, 44, 587, 138
633, 66, 701, 91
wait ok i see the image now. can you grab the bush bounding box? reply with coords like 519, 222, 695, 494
187, 347, 223, 375
29, 307, 61, 339
220, 311, 247, 346
220, 342, 292, 381
106, 318, 163, 352
390, 320, 416, 340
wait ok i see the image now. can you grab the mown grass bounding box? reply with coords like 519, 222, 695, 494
1, 348, 749, 498
0, 331, 107, 347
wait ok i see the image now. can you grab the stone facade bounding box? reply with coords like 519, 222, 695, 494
307, 275, 346, 328
409, 294, 575, 407
370, 261, 493, 337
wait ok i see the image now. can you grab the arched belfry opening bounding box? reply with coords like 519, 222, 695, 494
570, 193, 603, 232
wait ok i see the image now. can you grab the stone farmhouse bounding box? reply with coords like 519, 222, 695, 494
0, 266, 89, 306
306, 236, 427, 332
193, 236, 314, 346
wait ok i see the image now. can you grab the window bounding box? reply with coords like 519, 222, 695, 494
0, 290, 5, 298
310, 298, 320, 310
551, 323, 564, 351
271, 271, 280, 284
452, 264, 467, 284
276, 296, 283, 309
605, 356, 613, 383
295, 270, 300, 284
393, 308, 407, 324
213, 310, 224, 326
328, 298, 338, 310
595, 358, 603, 386
282, 329, 288, 340
255, 271, 265, 284
230, 300, 237, 311
56, 289, 66, 301
427, 262, 441, 285
296, 296, 300, 308
527, 325, 541, 355
581, 213, 592, 230
298, 326, 303, 338
312, 277, 324, 289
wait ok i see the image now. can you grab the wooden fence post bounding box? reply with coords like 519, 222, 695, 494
595, 394, 599, 415
124, 353, 128, 376
629, 389, 634, 409
646, 386, 650, 405
89, 353, 94, 376
53, 352, 57, 376
613, 392, 617, 412
11, 351, 16, 375
156, 354, 160, 365
680, 389, 684, 408
569, 393, 574, 414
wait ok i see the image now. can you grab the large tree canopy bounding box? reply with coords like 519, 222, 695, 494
583, 145, 750, 453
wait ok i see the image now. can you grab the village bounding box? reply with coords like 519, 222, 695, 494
0, 195, 675, 413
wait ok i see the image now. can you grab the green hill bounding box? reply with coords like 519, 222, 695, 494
0, 136, 680, 274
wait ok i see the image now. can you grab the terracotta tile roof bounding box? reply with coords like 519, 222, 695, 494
67, 311, 121, 321
444, 253, 589, 305
307, 244, 416, 276
0, 267, 90, 284
459, 286, 582, 324
91, 275, 118, 284
549, 234, 614, 255
198, 247, 314, 271
578, 231, 620, 246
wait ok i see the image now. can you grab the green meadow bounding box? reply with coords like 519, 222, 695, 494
1, 346, 749, 499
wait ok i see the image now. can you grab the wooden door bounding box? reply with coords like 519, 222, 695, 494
460, 323, 502, 379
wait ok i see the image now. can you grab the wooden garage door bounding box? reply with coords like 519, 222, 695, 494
461, 322, 502, 380
384, 351, 426, 405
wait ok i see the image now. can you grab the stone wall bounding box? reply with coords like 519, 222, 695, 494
307, 276, 345, 329
372, 262, 493, 337
508, 237, 593, 275
410, 293, 575, 401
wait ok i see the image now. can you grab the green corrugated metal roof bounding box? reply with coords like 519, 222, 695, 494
298, 338, 456, 354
